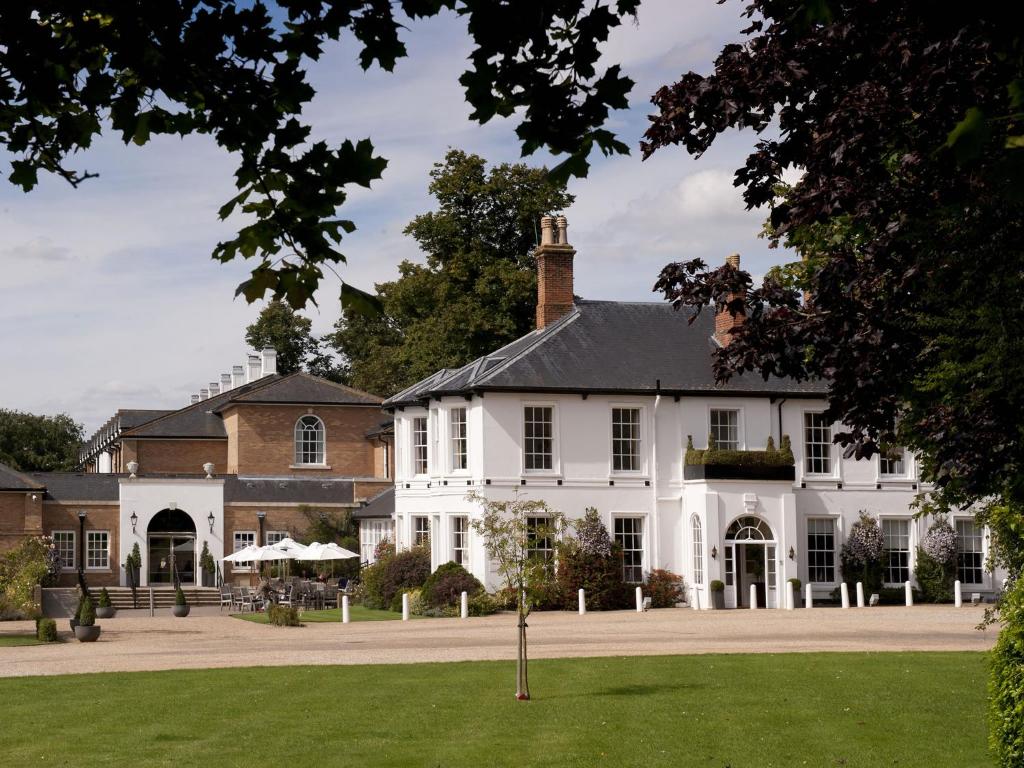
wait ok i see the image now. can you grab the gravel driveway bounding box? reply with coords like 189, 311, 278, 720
0, 604, 995, 678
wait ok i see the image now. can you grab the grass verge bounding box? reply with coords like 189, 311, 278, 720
230, 605, 423, 623
0, 634, 45, 647
0, 652, 988, 767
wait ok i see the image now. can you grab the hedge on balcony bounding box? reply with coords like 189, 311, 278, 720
684, 434, 795, 467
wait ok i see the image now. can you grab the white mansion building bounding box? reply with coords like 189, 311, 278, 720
383, 216, 998, 608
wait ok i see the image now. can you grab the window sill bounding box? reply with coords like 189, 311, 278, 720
290, 464, 332, 470
85, 568, 111, 573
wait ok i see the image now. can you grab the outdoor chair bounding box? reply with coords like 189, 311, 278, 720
278, 585, 294, 607
337, 577, 349, 593
238, 589, 256, 612
231, 586, 245, 611
219, 585, 233, 611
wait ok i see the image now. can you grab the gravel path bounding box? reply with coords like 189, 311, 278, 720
0, 605, 995, 678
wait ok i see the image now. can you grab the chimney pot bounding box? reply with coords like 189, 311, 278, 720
190, 394, 200, 405
221, 373, 232, 392
209, 382, 220, 397
232, 365, 246, 389
200, 388, 209, 400
555, 215, 568, 245
540, 216, 554, 246
535, 215, 576, 330
261, 348, 277, 377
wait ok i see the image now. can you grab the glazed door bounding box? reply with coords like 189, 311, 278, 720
148, 535, 196, 584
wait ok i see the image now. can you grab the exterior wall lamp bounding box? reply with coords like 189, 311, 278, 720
710, 546, 718, 560
130, 511, 138, 534
208, 511, 216, 534
789, 546, 795, 560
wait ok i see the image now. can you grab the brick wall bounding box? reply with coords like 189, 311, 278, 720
536, 244, 576, 329
42, 502, 121, 587
228, 403, 382, 477
134, 439, 228, 475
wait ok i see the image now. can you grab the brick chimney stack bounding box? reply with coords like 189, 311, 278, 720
713, 253, 745, 347
535, 215, 576, 329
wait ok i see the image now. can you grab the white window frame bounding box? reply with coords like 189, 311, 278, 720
232, 530, 256, 570
526, 516, 556, 563
522, 402, 558, 475
955, 518, 985, 585
691, 515, 704, 586
878, 448, 910, 479
53, 530, 76, 572
610, 405, 644, 474
451, 516, 469, 568
293, 414, 326, 466
806, 517, 837, 584
85, 530, 110, 571
265, 530, 289, 546
803, 411, 834, 477
613, 515, 646, 584
412, 416, 429, 476
412, 516, 430, 547
708, 407, 743, 450
881, 518, 912, 585
449, 407, 469, 474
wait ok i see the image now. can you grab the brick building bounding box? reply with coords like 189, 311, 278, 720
0, 350, 394, 587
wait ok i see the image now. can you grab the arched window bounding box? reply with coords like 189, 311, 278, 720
724, 516, 773, 541
692, 515, 704, 586
294, 415, 325, 465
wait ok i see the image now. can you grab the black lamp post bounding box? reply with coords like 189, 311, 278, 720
256, 511, 266, 577
77, 509, 88, 594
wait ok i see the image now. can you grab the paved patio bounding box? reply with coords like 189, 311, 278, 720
0, 605, 995, 678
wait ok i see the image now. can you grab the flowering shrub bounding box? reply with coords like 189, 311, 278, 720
645, 569, 685, 608
842, 512, 885, 565
574, 507, 612, 558
0, 536, 53, 619
373, 537, 395, 562
922, 516, 958, 564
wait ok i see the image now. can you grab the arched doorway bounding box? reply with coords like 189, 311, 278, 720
724, 516, 777, 608
148, 508, 197, 586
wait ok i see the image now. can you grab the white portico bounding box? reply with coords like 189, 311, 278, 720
118, 477, 225, 587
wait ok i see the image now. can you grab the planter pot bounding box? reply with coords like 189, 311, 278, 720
711, 590, 726, 610
69, 617, 79, 632
128, 566, 141, 588
172, 605, 190, 617
96, 606, 116, 619
202, 570, 215, 588
74, 625, 101, 642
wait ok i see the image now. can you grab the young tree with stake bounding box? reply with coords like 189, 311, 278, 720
467, 492, 563, 701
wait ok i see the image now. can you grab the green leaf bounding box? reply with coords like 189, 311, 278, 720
340, 282, 383, 317
1006, 135, 1024, 150
9, 161, 38, 191
946, 107, 990, 163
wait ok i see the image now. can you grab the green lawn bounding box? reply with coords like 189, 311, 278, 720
0, 652, 989, 767
0, 634, 45, 647
231, 605, 423, 623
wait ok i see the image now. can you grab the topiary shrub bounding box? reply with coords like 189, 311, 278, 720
915, 547, 955, 602
709, 579, 725, 592
422, 561, 483, 609
78, 595, 96, 627
787, 577, 802, 592
361, 547, 431, 611
98, 588, 111, 608
36, 617, 57, 642
267, 604, 301, 627
645, 569, 685, 608
175, 587, 187, 607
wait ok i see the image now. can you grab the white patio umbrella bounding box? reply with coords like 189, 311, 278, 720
298, 542, 359, 561
266, 537, 309, 581
224, 544, 290, 584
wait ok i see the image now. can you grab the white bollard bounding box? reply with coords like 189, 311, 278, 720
786, 581, 794, 610
341, 595, 350, 624
905, 580, 913, 606
955, 580, 963, 608
840, 582, 850, 609
805, 582, 814, 609
578, 588, 586, 615
635, 586, 643, 613
749, 583, 758, 609
402, 592, 410, 621
460, 590, 468, 619
856, 582, 865, 608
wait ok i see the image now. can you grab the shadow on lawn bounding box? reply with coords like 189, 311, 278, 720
542, 682, 706, 700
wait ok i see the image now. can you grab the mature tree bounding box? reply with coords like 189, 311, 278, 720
468, 492, 563, 701
0, 2, 637, 309
640, 4, 1024, 758
0, 410, 83, 472
245, 299, 342, 379
327, 149, 573, 396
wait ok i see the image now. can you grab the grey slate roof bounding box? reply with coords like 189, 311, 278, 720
119, 409, 173, 429
224, 476, 355, 504
221, 373, 382, 407
353, 487, 394, 519
27, 473, 120, 501
0, 461, 46, 491
384, 300, 827, 407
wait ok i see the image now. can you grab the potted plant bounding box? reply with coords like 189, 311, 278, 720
199, 541, 216, 588
126, 543, 142, 588
172, 586, 190, 617
710, 579, 726, 610
74, 595, 101, 642
95, 587, 116, 619
69, 591, 84, 632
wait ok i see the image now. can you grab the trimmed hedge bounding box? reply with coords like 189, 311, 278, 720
555, 540, 632, 611
268, 604, 301, 626
914, 547, 955, 603
361, 547, 431, 610
684, 434, 794, 467
421, 562, 483, 609
36, 618, 57, 642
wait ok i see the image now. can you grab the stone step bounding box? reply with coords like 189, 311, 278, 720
101, 587, 222, 608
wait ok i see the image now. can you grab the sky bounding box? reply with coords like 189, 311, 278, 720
0, 0, 792, 434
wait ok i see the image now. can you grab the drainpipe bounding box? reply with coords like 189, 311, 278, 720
77, 509, 88, 595
777, 398, 787, 444
256, 511, 266, 577
651, 380, 661, 572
